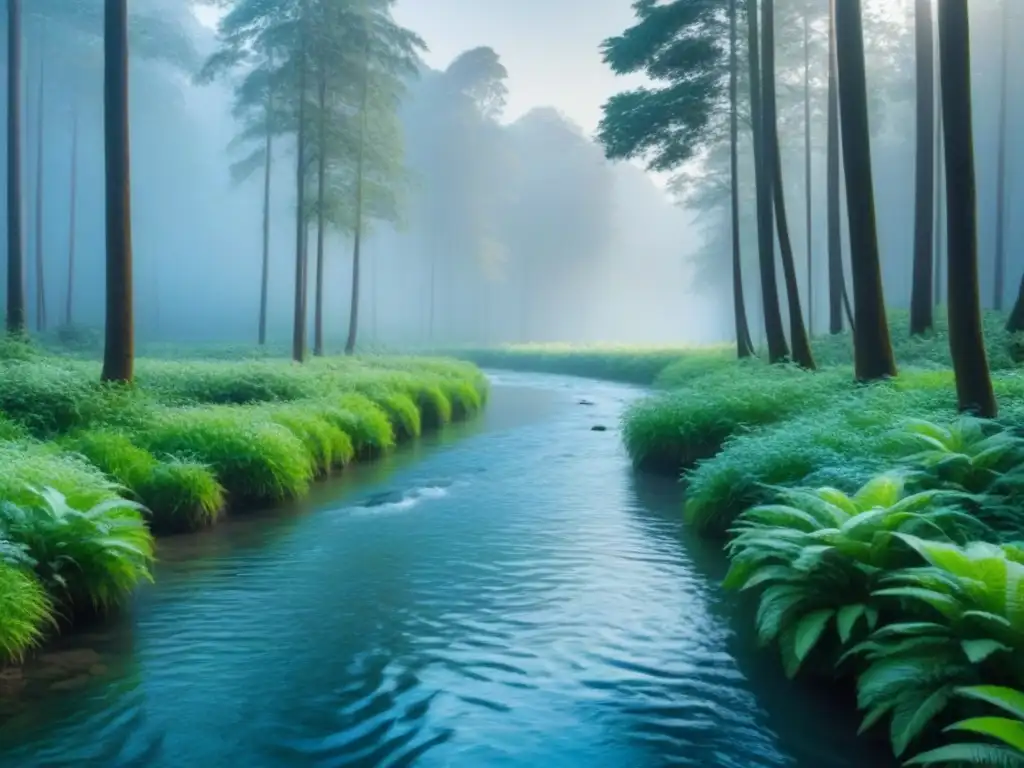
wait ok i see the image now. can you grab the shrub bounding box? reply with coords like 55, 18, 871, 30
328, 394, 395, 458
262, 403, 356, 475
906, 685, 1024, 765
0, 557, 52, 662
0, 488, 154, 613
136, 406, 313, 505
0, 442, 121, 510
135, 460, 225, 534
63, 429, 158, 487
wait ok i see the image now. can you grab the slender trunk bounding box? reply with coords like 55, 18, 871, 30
803, 10, 813, 337
33, 41, 46, 332
729, 0, 753, 358
65, 96, 78, 326
937, 1, 996, 417
993, 0, 1008, 312
834, 0, 896, 381
313, 69, 327, 357
258, 83, 272, 346
428, 250, 436, 340
764, 0, 814, 369
745, 0, 789, 363
934, 95, 944, 308
291, 2, 309, 363
344, 42, 371, 356
827, 0, 844, 335
100, 0, 134, 383
909, 0, 935, 335
6, 0, 25, 336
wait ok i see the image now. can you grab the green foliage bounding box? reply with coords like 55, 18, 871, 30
725, 474, 980, 680
262, 403, 357, 475
907, 686, 1024, 765
135, 460, 225, 535
0, 559, 53, 662
0, 488, 154, 613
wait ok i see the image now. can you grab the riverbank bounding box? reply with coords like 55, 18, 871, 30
0, 345, 488, 665
451, 313, 1024, 764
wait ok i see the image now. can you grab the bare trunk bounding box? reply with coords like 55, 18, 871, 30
933, 39, 945, 309
745, 0, 789, 363
937, 1, 996, 417
344, 42, 371, 356
291, 2, 309, 363
258, 84, 272, 346
909, 0, 935, 335
729, 0, 753, 358
65, 96, 78, 326
835, 0, 897, 381
313, 70, 327, 357
993, 0, 1008, 311
6, 0, 24, 336
764, 0, 814, 369
100, 0, 134, 383
827, 0, 845, 335
33, 40, 46, 332
803, 10, 813, 337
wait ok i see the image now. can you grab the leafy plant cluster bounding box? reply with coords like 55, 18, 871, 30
723, 416, 1024, 765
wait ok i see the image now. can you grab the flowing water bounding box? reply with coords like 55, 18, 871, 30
0, 372, 883, 767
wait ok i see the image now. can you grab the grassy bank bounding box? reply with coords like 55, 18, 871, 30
0, 347, 488, 664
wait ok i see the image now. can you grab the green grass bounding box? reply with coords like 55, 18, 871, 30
0, 349, 487, 663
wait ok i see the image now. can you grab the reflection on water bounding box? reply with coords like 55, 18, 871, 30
0, 373, 882, 767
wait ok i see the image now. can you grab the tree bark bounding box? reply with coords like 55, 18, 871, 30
729, 0, 753, 358
6, 0, 25, 336
344, 41, 371, 356
33, 39, 46, 332
100, 0, 134, 383
933, 91, 944, 308
258, 83, 272, 346
803, 9, 813, 337
909, 0, 935, 336
827, 0, 844, 335
292, 1, 309, 363
745, 0, 788, 363
993, 0, 1008, 312
764, 0, 814, 369
313, 69, 327, 357
834, 0, 896, 381
65, 96, 78, 327
937, 0, 996, 417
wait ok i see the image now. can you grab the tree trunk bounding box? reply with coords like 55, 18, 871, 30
992, 0, 1008, 312
827, 0, 844, 335
729, 0, 753, 358
834, 0, 896, 381
344, 42, 371, 357
933, 37, 944, 310
100, 0, 134, 383
291, 1, 309, 363
258, 85, 272, 346
909, 0, 935, 336
937, 1, 996, 417
33, 40, 46, 332
65, 96, 78, 327
803, 9, 813, 337
745, 0, 788, 363
764, 0, 814, 369
6, 0, 25, 336
313, 70, 327, 357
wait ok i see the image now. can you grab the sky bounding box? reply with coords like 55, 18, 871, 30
392, 0, 643, 137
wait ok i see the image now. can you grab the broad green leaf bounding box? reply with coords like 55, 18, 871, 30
905, 742, 1024, 766
793, 609, 834, 663
946, 717, 1024, 752
873, 587, 961, 619
891, 686, 953, 757
837, 604, 867, 644
957, 687, 1024, 722
961, 639, 1011, 664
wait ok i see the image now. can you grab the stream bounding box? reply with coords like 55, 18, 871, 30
0, 372, 880, 767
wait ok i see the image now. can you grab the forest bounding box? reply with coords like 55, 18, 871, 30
0, 1, 1022, 767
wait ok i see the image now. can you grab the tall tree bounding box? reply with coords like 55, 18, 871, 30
834, 0, 896, 381
763, 0, 814, 369
7, 0, 25, 336
826, 0, 846, 335
937, 0, 996, 417
745, 0, 789, 363
729, 0, 753, 358
33, 41, 46, 332
802, 5, 812, 337
909, 0, 934, 336
344, 35, 371, 356
992, 0, 1009, 312
292, 0, 310, 362
65, 98, 78, 326
101, 0, 134, 383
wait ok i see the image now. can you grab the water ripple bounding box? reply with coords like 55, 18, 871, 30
0, 374, 877, 767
